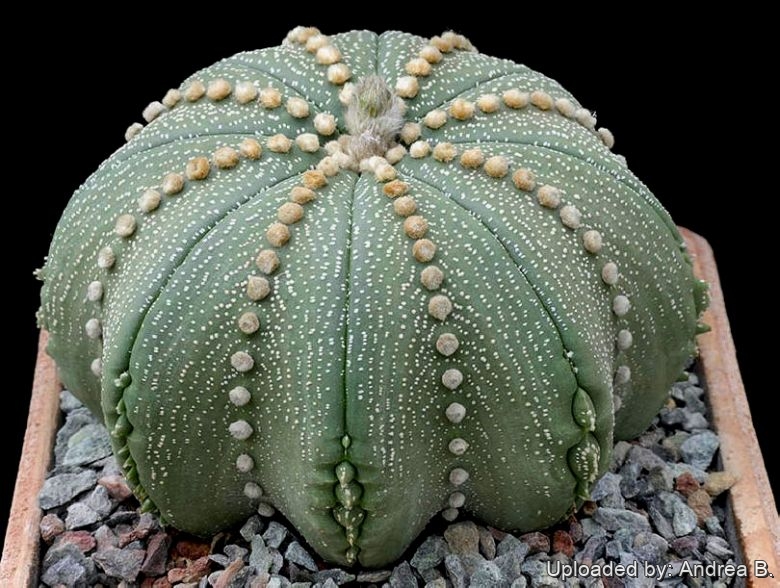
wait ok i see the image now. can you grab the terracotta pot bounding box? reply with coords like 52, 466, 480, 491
2, 230, 777, 586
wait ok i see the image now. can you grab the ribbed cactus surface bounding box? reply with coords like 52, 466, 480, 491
38, 28, 707, 567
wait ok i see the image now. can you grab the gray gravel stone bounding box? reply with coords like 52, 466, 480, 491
41, 542, 94, 587
291, 583, 313, 588
39, 470, 97, 509
672, 501, 698, 536
54, 408, 94, 465
83, 484, 113, 518
268, 575, 292, 588
521, 556, 562, 587
92, 545, 145, 582
575, 535, 606, 565
423, 579, 446, 588
249, 535, 272, 573
60, 390, 83, 412
390, 561, 418, 587
285, 541, 318, 572
263, 521, 288, 549
224, 543, 249, 562
240, 515, 263, 541
494, 552, 524, 582
65, 502, 100, 530
62, 423, 112, 466
470, 560, 504, 587
497, 534, 531, 559
357, 570, 392, 582
610, 440, 632, 469
478, 526, 497, 560
313, 568, 356, 585
706, 536, 733, 559
592, 507, 650, 533
627, 445, 667, 471
680, 431, 719, 469
580, 518, 606, 540
590, 472, 625, 508
510, 577, 528, 588
444, 554, 467, 588
410, 536, 449, 570
683, 412, 709, 431
444, 521, 479, 554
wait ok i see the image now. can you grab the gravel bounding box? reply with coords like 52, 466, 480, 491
38, 374, 742, 587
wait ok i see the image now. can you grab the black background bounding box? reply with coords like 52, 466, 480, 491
4, 13, 775, 545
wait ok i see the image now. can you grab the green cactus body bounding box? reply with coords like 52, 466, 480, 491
38, 27, 707, 567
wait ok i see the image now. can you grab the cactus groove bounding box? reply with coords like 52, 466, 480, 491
37, 27, 707, 567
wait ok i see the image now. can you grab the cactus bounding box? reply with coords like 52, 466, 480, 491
37, 27, 708, 568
